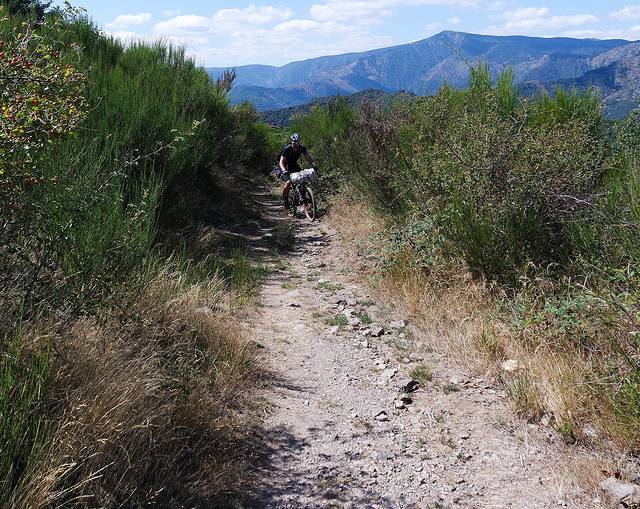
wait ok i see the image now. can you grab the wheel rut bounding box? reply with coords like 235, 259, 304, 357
242, 188, 607, 509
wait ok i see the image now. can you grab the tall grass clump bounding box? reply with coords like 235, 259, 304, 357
2, 5, 271, 506
295, 65, 639, 450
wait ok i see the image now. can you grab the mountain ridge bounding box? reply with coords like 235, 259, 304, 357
207, 31, 638, 114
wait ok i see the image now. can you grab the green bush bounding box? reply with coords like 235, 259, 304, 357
1, 8, 272, 504
295, 65, 640, 446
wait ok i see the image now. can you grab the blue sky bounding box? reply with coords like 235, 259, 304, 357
62, 1, 640, 66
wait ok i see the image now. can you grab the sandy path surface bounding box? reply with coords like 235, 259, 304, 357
242, 188, 606, 509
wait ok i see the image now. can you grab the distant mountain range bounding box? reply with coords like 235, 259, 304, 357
207, 31, 640, 118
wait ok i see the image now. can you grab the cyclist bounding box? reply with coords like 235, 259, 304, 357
279, 133, 315, 209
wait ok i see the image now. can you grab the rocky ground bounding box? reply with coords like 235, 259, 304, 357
240, 188, 635, 509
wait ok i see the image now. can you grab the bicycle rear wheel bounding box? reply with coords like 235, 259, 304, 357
303, 187, 317, 222
290, 187, 299, 218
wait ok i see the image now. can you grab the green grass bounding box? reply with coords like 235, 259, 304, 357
1, 10, 274, 505
315, 281, 344, 292
0, 329, 50, 506
409, 364, 433, 384
442, 383, 460, 395
355, 312, 373, 325
325, 314, 348, 327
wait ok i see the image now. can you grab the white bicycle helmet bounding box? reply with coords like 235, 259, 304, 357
291, 133, 301, 143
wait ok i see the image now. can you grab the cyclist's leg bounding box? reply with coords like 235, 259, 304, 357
283, 164, 300, 209
281, 172, 292, 208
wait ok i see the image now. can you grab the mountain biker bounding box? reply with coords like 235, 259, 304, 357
279, 133, 315, 209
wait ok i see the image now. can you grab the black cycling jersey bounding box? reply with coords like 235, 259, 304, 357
281, 143, 308, 171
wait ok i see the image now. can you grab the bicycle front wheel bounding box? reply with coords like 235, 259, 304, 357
303, 187, 317, 222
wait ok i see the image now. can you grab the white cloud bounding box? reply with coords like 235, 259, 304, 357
310, 0, 479, 24
503, 7, 550, 22
564, 25, 640, 40
146, 4, 395, 66
610, 5, 640, 21
153, 15, 211, 35
106, 13, 151, 30
153, 5, 293, 39
449, 16, 462, 25
487, 6, 599, 35
213, 5, 292, 26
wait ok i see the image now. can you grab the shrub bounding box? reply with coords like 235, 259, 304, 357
1, 7, 272, 505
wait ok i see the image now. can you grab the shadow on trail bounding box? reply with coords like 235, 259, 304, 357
245, 422, 400, 509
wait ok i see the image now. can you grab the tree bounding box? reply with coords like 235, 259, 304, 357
3, 0, 52, 21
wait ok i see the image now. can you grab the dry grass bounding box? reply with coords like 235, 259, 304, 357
8, 265, 261, 508
328, 195, 639, 485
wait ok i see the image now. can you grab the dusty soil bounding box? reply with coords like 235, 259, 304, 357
242, 188, 609, 509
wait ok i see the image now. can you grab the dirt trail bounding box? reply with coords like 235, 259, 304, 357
243, 188, 606, 509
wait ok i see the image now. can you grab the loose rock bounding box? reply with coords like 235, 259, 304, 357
401, 379, 421, 393
371, 326, 385, 337
500, 359, 519, 372
375, 411, 390, 422
601, 478, 640, 507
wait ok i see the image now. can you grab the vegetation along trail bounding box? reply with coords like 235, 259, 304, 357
243, 190, 608, 509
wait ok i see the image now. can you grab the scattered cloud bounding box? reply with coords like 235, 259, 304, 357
106, 13, 151, 30
153, 15, 211, 35
565, 25, 640, 40
310, 0, 479, 25
487, 6, 599, 35
610, 5, 640, 21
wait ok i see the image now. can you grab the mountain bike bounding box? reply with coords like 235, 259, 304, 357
281, 167, 317, 222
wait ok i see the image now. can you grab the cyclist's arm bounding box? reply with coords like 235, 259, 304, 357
279, 155, 287, 173
304, 152, 315, 166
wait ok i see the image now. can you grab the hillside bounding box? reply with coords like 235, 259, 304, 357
261, 89, 416, 127
207, 31, 634, 111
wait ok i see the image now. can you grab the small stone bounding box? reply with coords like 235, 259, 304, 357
289, 302, 301, 308
457, 451, 473, 462
401, 379, 421, 393
329, 326, 340, 335
389, 320, 408, 329
540, 413, 553, 427
409, 353, 424, 361
371, 326, 385, 337
347, 298, 357, 306
582, 425, 598, 439
370, 450, 392, 461
375, 411, 389, 422
601, 477, 640, 505
400, 395, 413, 405
380, 367, 398, 382
361, 340, 371, 349
460, 431, 471, 440
500, 359, 519, 372
394, 400, 406, 410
